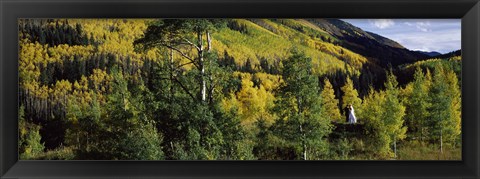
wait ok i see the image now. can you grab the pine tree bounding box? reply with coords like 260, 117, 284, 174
272, 49, 332, 160
145, 59, 226, 160
97, 66, 164, 160
320, 78, 342, 122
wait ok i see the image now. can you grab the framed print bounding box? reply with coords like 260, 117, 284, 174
1, 0, 479, 178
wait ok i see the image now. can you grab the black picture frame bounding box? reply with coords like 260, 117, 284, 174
1, 0, 479, 178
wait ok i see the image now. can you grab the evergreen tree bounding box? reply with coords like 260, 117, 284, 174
214, 104, 255, 160
272, 49, 332, 160
145, 59, 227, 160
94, 66, 164, 160
135, 19, 226, 103
253, 119, 276, 160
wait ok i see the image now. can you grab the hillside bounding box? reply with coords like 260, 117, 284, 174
213, 19, 434, 75
306, 19, 430, 66
432, 49, 461, 59
396, 55, 461, 85
213, 19, 369, 76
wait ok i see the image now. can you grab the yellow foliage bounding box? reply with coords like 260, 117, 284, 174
221, 72, 276, 127
212, 19, 366, 76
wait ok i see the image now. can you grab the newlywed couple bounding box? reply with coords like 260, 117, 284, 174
344, 104, 357, 124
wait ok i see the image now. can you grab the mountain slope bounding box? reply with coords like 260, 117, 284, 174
306, 19, 430, 66
212, 19, 370, 76
432, 50, 461, 59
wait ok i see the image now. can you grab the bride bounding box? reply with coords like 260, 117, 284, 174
348, 104, 357, 124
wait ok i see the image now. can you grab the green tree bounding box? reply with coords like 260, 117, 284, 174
320, 78, 342, 122
214, 105, 255, 160
170, 102, 223, 160
144, 57, 236, 160
428, 65, 461, 153
272, 49, 332, 160
19, 105, 45, 159
362, 88, 390, 158
89, 66, 164, 160
253, 119, 276, 160
444, 69, 461, 147
381, 70, 407, 158
405, 67, 431, 141
135, 19, 226, 103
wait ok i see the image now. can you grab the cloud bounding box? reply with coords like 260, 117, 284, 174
415, 21, 431, 32
342, 19, 461, 53
369, 19, 395, 29
404, 21, 431, 32
388, 28, 460, 53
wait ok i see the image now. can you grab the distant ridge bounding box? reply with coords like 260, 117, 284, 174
306, 19, 430, 66
433, 50, 461, 59
414, 50, 442, 57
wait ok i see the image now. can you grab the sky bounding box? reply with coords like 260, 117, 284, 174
341, 19, 461, 54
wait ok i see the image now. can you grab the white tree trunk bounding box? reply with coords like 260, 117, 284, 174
198, 32, 206, 102
206, 31, 214, 104
207, 32, 212, 52
393, 137, 397, 158
304, 143, 307, 160
299, 124, 307, 160
440, 129, 443, 153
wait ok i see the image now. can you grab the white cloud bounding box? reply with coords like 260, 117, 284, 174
342, 19, 461, 53
388, 28, 461, 53
369, 19, 395, 29
403, 21, 432, 32
415, 21, 431, 32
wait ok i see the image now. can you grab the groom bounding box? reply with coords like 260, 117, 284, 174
344, 104, 350, 123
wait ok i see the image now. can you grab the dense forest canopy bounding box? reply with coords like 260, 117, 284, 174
18, 19, 461, 160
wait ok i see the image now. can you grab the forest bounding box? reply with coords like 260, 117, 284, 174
18, 19, 461, 160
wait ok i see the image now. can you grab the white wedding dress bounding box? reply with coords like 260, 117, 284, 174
349, 107, 357, 124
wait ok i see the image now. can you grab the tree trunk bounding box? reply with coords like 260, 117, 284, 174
304, 142, 307, 160
393, 137, 397, 158
198, 31, 206, 102
303, 134, 308, 160
86, 132, 89, 152
440, 129, 443, 153
296, 94, 306, 160
420, 126, 423, 142
206, 31, 214, 104
299, 124, 307, 160
170, 48, 174, 101
207, 32, 212, 52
